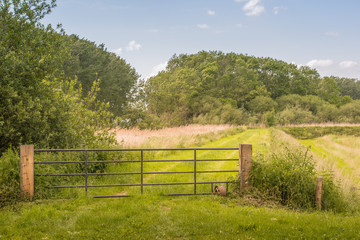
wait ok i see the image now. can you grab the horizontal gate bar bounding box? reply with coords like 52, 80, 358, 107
34, 160, 142, 164
36, 170, 238, 177
34, 147, 238, 152
46, 181, 233, 189
34, 158, 238, 165
197, 170, 239, 173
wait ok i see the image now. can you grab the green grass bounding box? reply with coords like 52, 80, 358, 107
2, 128, 360, 239
280, 126, 360, 139
1, 196, 360, 239
300, 135, 360, 185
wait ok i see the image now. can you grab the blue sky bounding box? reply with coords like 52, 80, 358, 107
42, 0, 360, 80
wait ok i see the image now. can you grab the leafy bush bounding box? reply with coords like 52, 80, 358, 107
0, 149, 21, 208
251, 148, 348, 211
193, 97, 247, 125
316, 103, 339, 122
248, 96, 278, 113
265, 111, 276, 127
276, 106, 315, 125
339, 100, 360, 123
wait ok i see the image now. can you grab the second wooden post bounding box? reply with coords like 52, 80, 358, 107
316, 176, 323, 210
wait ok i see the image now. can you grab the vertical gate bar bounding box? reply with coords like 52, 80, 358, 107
85, 150, 88, 196
141, 150, 144, 194
194, 150, 197, 195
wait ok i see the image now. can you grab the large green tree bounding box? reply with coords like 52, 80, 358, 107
334, 77, 360, 100
0, 0, 114, 154
63, 35, 139, 116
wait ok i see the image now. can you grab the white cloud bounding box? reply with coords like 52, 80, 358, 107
207, 10, 215, 16
197, 24, 209, 29
236, 23, 247, 28
126, 40, 142, 51
148, 62, 167, 79
339, 61, 358, 69
239, 0, 265, 16
273, 6, 286, 15
113, 48, 122, 56
213, 30, 224, 34
325, 31, 339, 37
148, 28, 159, 33
306, 59, 334, 68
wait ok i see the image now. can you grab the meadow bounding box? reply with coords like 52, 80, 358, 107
1, 125, 360, 239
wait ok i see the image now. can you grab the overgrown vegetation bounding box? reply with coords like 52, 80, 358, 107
250, 148, 348, 212
0, 149, 20, 208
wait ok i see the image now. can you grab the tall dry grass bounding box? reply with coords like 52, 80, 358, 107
111, 124, 241, 147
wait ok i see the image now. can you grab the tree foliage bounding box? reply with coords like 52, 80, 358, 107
0, 0, 115, 154
334, 77, 360, 100
143, 51, 360, 127
63, 35, 139, 116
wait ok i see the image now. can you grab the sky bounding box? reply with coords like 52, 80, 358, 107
42, 0, 360, 80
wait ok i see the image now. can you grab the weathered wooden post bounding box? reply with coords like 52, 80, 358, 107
239, 144, 252, 190
316, 176, 323, 210
20, 145, 34, 198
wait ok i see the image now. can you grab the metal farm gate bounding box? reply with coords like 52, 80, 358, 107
19, 145, 253, 198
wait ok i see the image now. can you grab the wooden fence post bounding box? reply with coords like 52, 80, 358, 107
20, 145, 34, 198
316, 176, 323, 210
239, 144, 252, 190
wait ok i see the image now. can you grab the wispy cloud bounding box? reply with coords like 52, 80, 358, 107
148, 28, 159, 33
207, 10, 215, 16
126, 40, 142, 51
339, 61, 358, 69
237, 0, 265, 16
148, 62, 167, 79
273, 6, 286, 15
197, 24, 210, 29
236, 23, 247, 28
307, 59, 334, 68
325, 31, 339, 37
113, 48, 122, 56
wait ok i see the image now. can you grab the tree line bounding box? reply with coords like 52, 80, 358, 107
139, 51, 360, 128
1, 0, 360, 155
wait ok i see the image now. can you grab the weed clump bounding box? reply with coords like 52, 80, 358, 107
250, 148, 352, 212
0, 149, 21, 208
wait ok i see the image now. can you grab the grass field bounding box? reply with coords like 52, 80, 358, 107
300, 135, 360, 187
1, 196, 360, 240
1, 127, 360, 239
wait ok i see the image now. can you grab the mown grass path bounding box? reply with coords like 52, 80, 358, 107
85, 128, 271, 197
300, 135, 360, 184
112, 129, 271, 196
